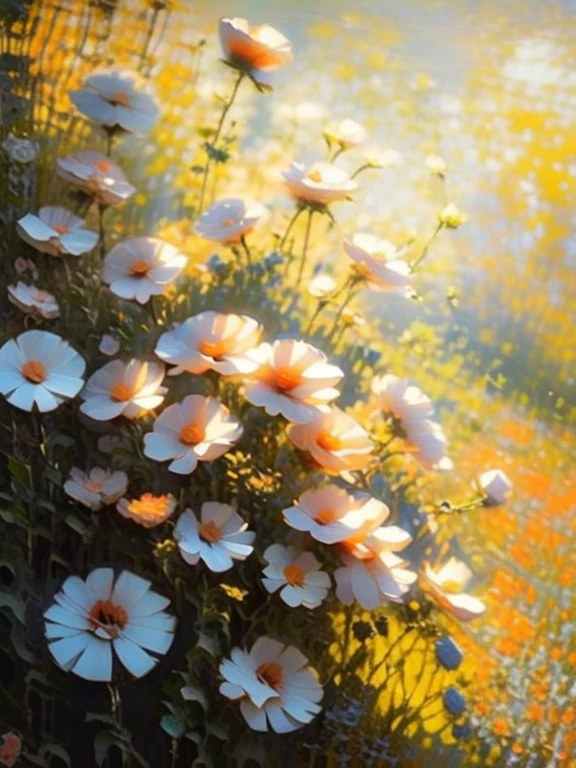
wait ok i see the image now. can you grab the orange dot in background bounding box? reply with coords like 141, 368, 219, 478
493, 717, 510, 736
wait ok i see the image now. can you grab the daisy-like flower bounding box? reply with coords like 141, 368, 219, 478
57, 151, 135, 207
404, 418, 453, 471
219, 17, 293, 88
64, 467, 128, 512
8, 283, 59, 319
174, 503, 255, 572
155, 311, 262, 377
323, 119, 367, 150
44, 568, 176, 681
422, 558, 486, 622
70, 70, 159, 134
242, 339, 344, 423
287, 407, 373, 473
0, 330, 85, 413
143, 394, 243, 475
80, 359, 166, 421
282, 485, 390, 545
282, 161, 358, 206
344, 234, 411, 294
479, 469, 512, 506
102, 237, 186, 305
17, 206, 98, 257
262, 544, 330, 609
194, 198, 266, 243
308, 274, 336, 299
219, 636, 323, 733
117, 493, 176, 528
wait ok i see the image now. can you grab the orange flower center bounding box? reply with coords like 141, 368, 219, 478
34, 292, 49, 303
52, 224, 70, 235
307, 169, 322, 183
129, 493, 170, 520
22, 360, 46, 383
198, 339, 228, 360
110, 89, 131, 106
84, 479, 103, 493
222, 216, 238, 227
110, 381, 134, 402
256, 661, 284, 691
283, 563, 305, 587
95, 159, 111, 173
275, 367, 302, 391
439, 579, 463, 594
179, 423, 205, 445
316, 508, 336, 524
198, 520, 222, 543
316, 430, 343, 452
130, 260, 151, 276
89, 599, 128, 637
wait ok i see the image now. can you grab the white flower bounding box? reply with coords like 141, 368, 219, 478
362, 147, 403, 168
479, 469, 512, 507
117, 493, 177, 528
102, 237, 187, 305
308, 274, 336, 298
0, 330, 85, 413
143, 394, 243, 475
262, 544, 330, 609
219, 17, 293, 88
64, 468, 128, 511
8, 283, 59, 320
404, 418, 453, 471
282, 485, 390, 545
323, 119, 367, 149
17, 207, 98, 257
99, 334, 120, 356
194, 198, 266, 243
219, 636, 322, 733
2, 134, 39, 163
282, 161, 357, 205
44, 568, 176, 681
344, 234, 411, 294
422, 558, 486, 622
335, 550, 417, 609
70, 70, 159, 133
174, 503, 255, 572
155, 311, 262, 376
242, 339, 344, 423
80, 359, 166, 421
425, 155, 447, 175
57, 151, 135, 207
287, 407, 373, 474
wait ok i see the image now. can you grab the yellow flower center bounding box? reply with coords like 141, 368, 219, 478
110, 381, 134, 402
198, 339, 228, 360
307, 169, 322, 183
128, 493, 170, 521
110, 89, 131, 106
130, 260, 151, 276
440, 579, 463, 594
198, 520, 221, 543
256, 661, 284, 691
316, 508, 336, 524
95, 159, 111, 173
316, 430, 343, 452
283, 563, 305, 587
89, 599, 127, 638
22, 360, 46, 383
275, 367, 302, 391
52, 224, 70, 235
179, 423, 205, 445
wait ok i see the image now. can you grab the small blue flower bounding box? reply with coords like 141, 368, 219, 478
443, 686, 467, 717
452, 722, 472, 741
264, 251, 283, 269
365, 349, 381, 365
436, 636, 463, 670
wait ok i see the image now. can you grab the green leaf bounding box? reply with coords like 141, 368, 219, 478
94, 730, 121, 767
0, 590, 25, 623
7, 455, 30, 485
64, 514, 92, 540
85, 712, 115, 725
41, 743, 71, 766
160, 714, 185, 739
180, 684, 208, 711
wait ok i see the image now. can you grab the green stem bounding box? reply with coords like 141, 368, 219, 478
279, 207, 303, 255
326, 280, 358, 341
295, 208, 314, 287
351, 162, 370, 179
304, 301, 327, 335
240, 234, 252, 265
98, 204, 106, 260
409, 223, 444, 273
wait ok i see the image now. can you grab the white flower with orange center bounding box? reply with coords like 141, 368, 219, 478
70, 70, 159, 133
155, 311, 262, 377
174, 502, 255, 572
261, 544, 330, 609
335, 549, 417, 609
219, 636, 323, 732
8, 283, 60, 319
242, 339, 344, 423
282, 485, 391, 545
17, 206, 98, 257
80, 359, 166, 421
287, 407, 374, 473
194, 198, 267, 243
57, 151, 136, 207
323, 119, 367, 150
44, 568, 176, 681
344, 234, 411, 294
0, 330, 85, 412
102, 237, 187, 305
282, 161, 358, 206
219, 17, 293, 88
422, 558, 486, 622
64, 467, 128, 512
143, 394, 243, 475
479, 469, 512, 507
117, 493, 177, 528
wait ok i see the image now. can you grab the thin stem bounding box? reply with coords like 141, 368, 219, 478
351, 162, 370, 179
330, 146, 345, 162
326, 280, 358, 341
279, 207, 302, 254
105, 130, 114, 158
240, 234, 252, 265
197, 71, 244, 214
304, 301, 327, 335
295, 208, 314, 287
98, 204, 106, 259
170, 738, 179, 768
409, 223, 444, 273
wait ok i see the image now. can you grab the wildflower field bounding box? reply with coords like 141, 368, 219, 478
0, 1, 574, 766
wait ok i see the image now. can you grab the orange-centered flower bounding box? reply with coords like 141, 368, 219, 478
130, 260, 151, 276
110, 381, 135, 402
22, 360, 46, 383
256, 661, 284, 691
110, 89, 130, 106
198, 339, 230, 359
198, 520, 222, 543
95, 159, 112, 173
316, 508, 336, 525
275, 367, 302, 391
307, 169, 322, 182
316, 430, 342, 452
52, 223, 70, 235
89, 599, 128, 637
179, 423, 206, 445
84, 478, 104, 493
283, 563, 305, 587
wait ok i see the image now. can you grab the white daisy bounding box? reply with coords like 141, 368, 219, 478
102, 237, 187, 305
0, 330, 85, 412
422, 558, 486, 622
17, 206, 98, 257
323, 119, 367, 150
80, 359, 166, 421
64, 467, 128, 512
8, 283, 60, 319
219, 636, 323, 733
44, 568, 176, 681
479, 469, 512, 506
344, 234, 411, 294
282, 161, 357, 206
57, 151, 135, 207
262, 544, 330, 609
334, 550, 417, 609
219, 18, 293, 88
307, 274, 337, 299
194, 198, 266, 243
174, 503, 255, 572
